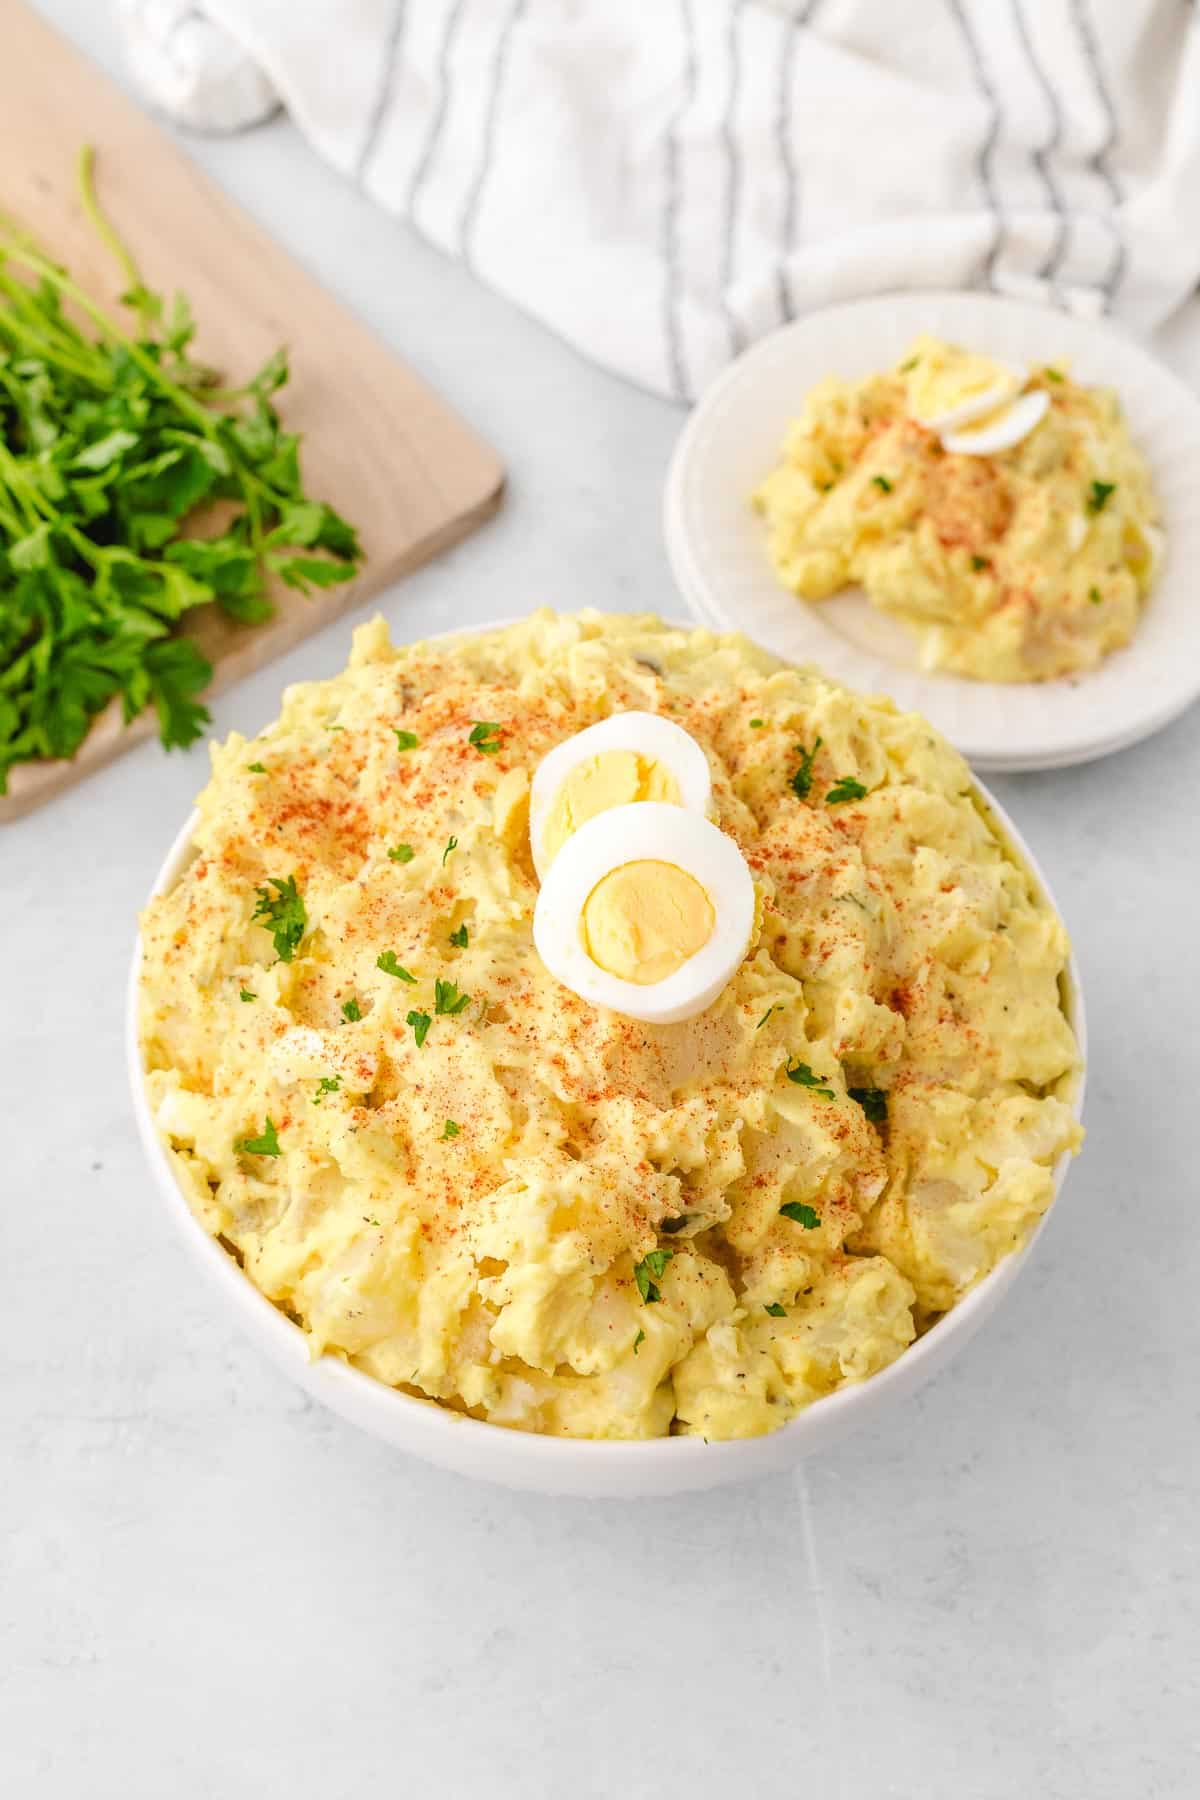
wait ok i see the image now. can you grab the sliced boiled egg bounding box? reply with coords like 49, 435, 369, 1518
940, 390, 1049, 457
533, 802, 755, 1025
529, 712, 711, 879
905, 340, 1026, 433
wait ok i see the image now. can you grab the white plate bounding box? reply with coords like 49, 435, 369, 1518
664, 291, 1200, 771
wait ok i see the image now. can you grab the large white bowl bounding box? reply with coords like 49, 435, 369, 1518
128, 663, 1086, 1497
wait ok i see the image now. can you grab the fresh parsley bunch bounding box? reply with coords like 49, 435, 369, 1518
0, 146, 362, 791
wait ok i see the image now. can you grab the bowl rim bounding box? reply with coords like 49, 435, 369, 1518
127, 617, 1087, 1482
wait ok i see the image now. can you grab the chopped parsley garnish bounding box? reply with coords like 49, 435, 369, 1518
785, 1059, 836, 1100
441, 1119, 460, 1139
435, 977, 471, 1015
236, 1118, 281, 1157
780, 1201, 821, 1229
898, 355, 919, 373
442, 835, 458, 866
312, 1076, 341, 1104
239, 988, 256, 1002
388, 843, 415, 863
406, 1009, 432, 1048
1089, 586, 1102, 605
246, 761, 266, 773
468, 721, 503, 755
327, 724, 345, 732
634, 1247, 674, 1304
252, 875, 307, 963
377, 950, 416, 983
1087, 480, 1116, 514
394, 729, 419, 751
871, 474, 893, 493
341, 997, 362, 1022
749, 718, 765, 729
790, 736, 822, 801
849, 1086, 888, 1124
764, 1302, 788, 1318
826, 776, 868, 805
970, 555, 988, 572
756, 1004, 781, 1030
449, 923, 469, 949
1044, 367, 1065, 382
633, 1329, 645, 1354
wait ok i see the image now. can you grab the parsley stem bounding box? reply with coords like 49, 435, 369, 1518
76, 144, 150, 331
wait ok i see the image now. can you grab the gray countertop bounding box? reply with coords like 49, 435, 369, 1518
5, 5, 1199, 1796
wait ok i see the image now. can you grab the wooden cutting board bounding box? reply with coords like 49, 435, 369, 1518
0, 3, 504, 822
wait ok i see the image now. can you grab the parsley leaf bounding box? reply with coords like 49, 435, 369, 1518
970, 555, 988, 572
252, 875, 306, 962
435, 978, 471, 1015
633, 1329, 645, 1354
239, 988, 256, 1002
634, 1247, 675, 1304
779, 1201, 821, 1229
468, 721, 502, 755
898, 355, 919, 373
749, 717, 765, 728
764, 1302, 788, 1318
1089, 586, 1102, 605
236, 1118, 281, 1157
756, 1004, 781, 1030
388, 844, 415, 863
1087, 480, 1116, 514
1044, 367, 1065, 382
312, 1076, 341, 1104
377, 950, 416, 983
246, 762, 266, 774
441, 1119, 460, 1139
442, 835, 458, 866
394, 729, 420, 751
871, 474, 893, 493
849, 1086, 888, 1123
341, 997, 362, 1022
406, 1008, 432, 1048
791, 737, 822, 801
449, 923, 469, 949
785, 1059, 836, 1100
826, 776, 868, 805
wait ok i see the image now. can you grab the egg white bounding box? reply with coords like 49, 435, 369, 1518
916, 362, 1025, 433
532, 802, 755, 1026
941, 389, 1049, 457
528, 712, 712, 879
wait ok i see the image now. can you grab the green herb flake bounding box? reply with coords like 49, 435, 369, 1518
970, 555, 988, 572
377, 950, 416, 983
252, 875, 307, 963
246, 762, 267, 774
849, 1086, 888, 1124
341, 997, 363, 1022
239, 988, 256, 1002
790, 736, 822, 801
785, 1059, 836, 1100
442, 835, 459, 866
394, 730, 420, 751
871, 474, 893, 493
441, 1119, 460, 1140
312, 1076, 341, 1105
468, 721, 503, 755
1089, 586, 1102, 605
1087, 480, 1116, 515
749, 718, 765, 729
435, 977, 471, 1016
898, 356, 919, 373
634, 1247, 675, 1304
826, 776, 868, 805
764, 1302, 788, 1318
236, 1118, 282, 1158
756, 1004, 781, 1031
406, 1009, 432, 1048
449, 923, 469, 949
633, 1329, 645, 1354
1044, 367, 1065, 382
779, 1201, 821, 1229
388, 844, 415, 864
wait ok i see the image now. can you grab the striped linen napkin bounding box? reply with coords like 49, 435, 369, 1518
120, 0, 1200, 401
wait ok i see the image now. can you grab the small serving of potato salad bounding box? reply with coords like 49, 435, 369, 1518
753, 336, 1162, 682
138, 612, 1082, 1441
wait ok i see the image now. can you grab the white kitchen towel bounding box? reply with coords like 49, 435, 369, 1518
120, 0, 1200, 401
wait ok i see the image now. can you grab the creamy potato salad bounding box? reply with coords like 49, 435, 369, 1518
138, 612, 1082, 1441
754, 336, 1161, 682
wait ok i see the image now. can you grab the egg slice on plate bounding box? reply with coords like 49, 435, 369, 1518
528, 711, 712, 878
904, 340, 1026, 433
533, 802, 755, 1025
941, 389, 1050, 457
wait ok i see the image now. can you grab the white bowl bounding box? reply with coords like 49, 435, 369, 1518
128, 692, 1086, 1498
664, 290, 1200, 771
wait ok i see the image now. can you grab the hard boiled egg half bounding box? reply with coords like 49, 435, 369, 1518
529, 711, 712, 878
533, 802, 756, 1025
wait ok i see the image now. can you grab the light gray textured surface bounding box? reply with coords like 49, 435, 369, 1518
4, 6, 1199, 1796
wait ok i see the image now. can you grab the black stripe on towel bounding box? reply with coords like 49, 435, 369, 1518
662, 0, 698, 402
774, 0, 822, 325
719, 0, 747, 358
459, 0, 529, 265
355, 0, 409, 185
407, 0, 470, 216
945, 0, 1005, 291
1010, 0, 1070, 283
1067, 0, 1126, 304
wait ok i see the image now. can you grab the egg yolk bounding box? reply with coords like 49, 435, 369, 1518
543, 751, 679, 867
581, 860, 715, 985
